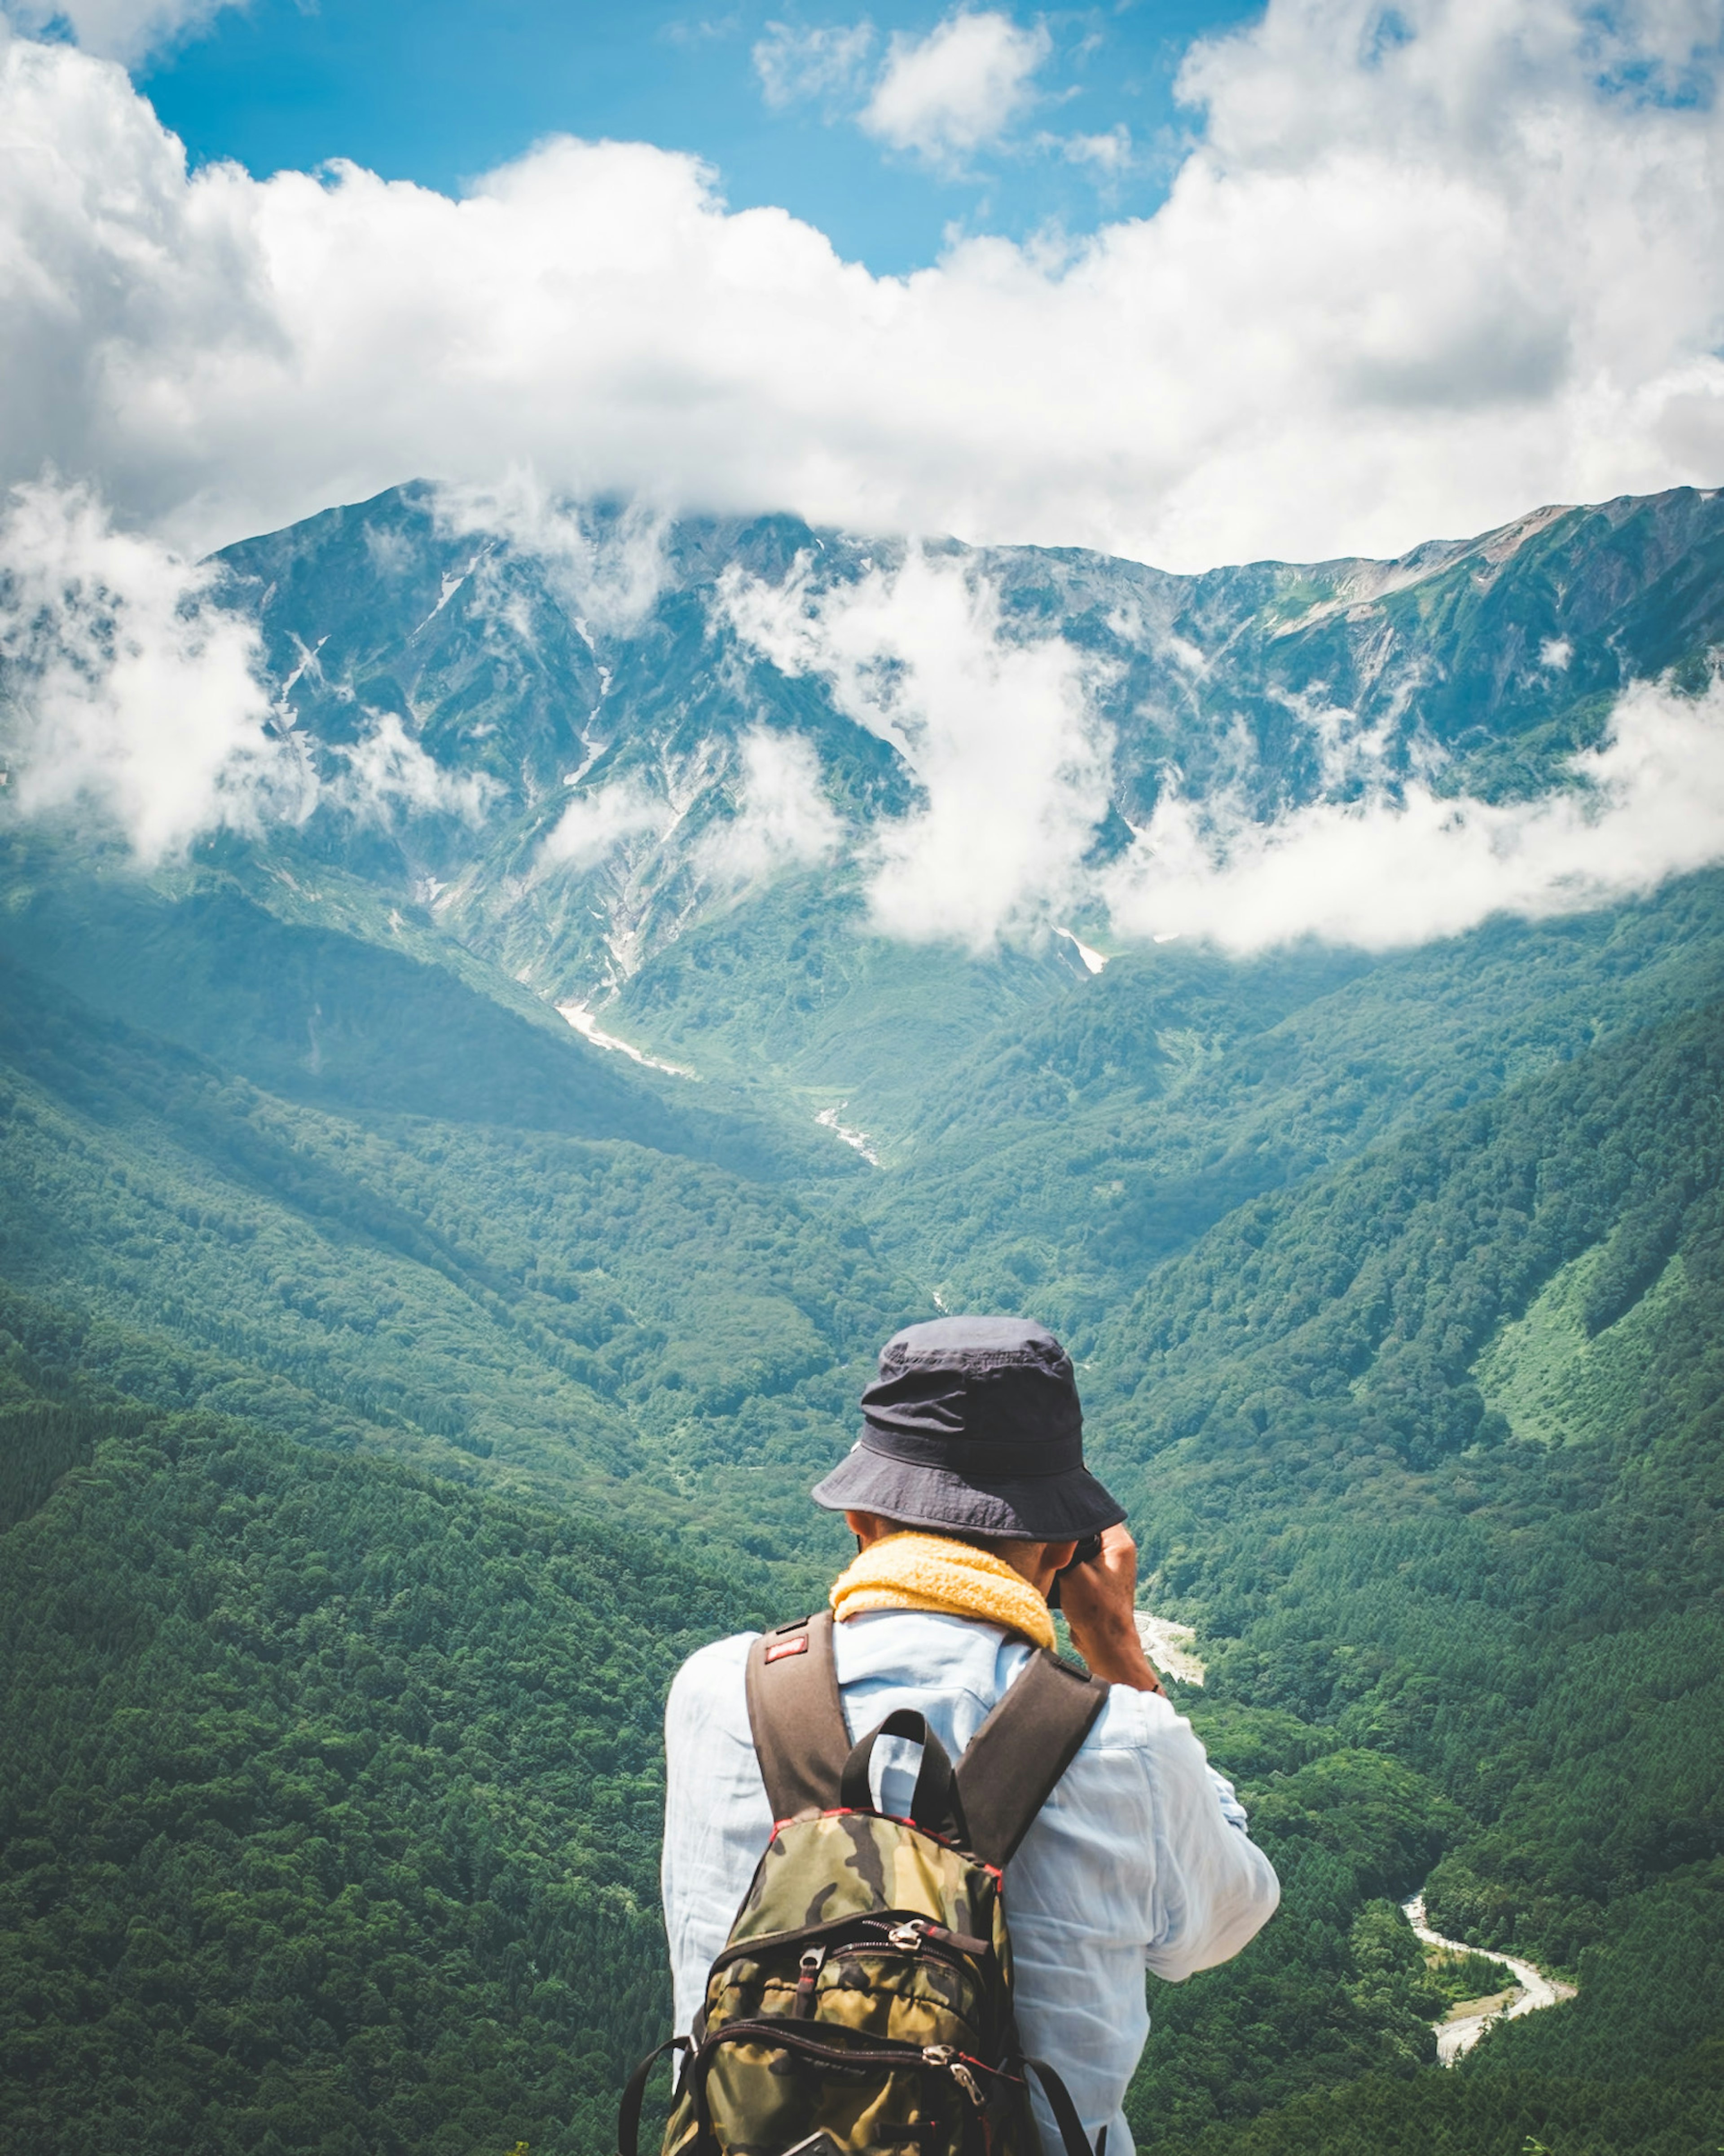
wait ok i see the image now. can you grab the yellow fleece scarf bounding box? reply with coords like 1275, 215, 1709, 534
830, 1531, 1057, 1653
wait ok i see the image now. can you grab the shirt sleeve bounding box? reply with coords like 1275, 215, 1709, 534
1134, 1693, 1281, 1983
1207, 1765, 1251, 1833
661, 1633, 775, 2036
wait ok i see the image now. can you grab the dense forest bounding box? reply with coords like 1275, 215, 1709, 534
1107, 995, 1724, 2149
4, 481, 1724, 2153
6, 930, 1720, 2152
0, 1293, 763, 2155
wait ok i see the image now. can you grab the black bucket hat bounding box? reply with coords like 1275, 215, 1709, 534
811, 1314, 1125, 1542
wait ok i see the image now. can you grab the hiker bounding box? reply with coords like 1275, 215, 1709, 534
651, 1315, 1280, 2156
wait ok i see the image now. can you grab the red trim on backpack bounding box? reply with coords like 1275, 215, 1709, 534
764, 1807, 1006, 1883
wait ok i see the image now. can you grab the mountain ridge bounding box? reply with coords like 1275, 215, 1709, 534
203, 477, 1724, 1013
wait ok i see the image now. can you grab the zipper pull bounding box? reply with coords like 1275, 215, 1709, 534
793, 1945, 827, 2018
923, 2046, 985, 2108
888, 1921, 924, 1951
925, 1922, 991, 1959
949, 2061, 986, 2109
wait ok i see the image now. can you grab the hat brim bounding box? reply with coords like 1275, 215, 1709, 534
811, 1437, 1126, 1541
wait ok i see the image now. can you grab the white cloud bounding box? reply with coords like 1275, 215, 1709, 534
861, 10, 1050, 163
539, 777, 671, 872
1103, 673, 1724, 953
3, 4, 1724, 576
753, 19, 875, 110
696, 726, 843, 885
435, 476, 672, 638
722, 547, 1113, 948
4, 0, 236, 64
0, 475, 296, 860
1055, 126, 1132, 176
0, 474, 503, 859
325, 711, 498, 829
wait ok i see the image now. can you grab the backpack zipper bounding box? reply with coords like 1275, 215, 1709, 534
709, 1914, 991, 1983
691, 2018, 997, 2110
919, 2045, 986, 2108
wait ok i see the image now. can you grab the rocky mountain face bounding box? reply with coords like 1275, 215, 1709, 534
211, 479, 1724, 1022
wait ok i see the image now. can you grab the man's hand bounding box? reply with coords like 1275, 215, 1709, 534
1056, 1523, 1165, 1692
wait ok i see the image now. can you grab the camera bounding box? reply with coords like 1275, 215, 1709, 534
1047, 1530, 1104, 1611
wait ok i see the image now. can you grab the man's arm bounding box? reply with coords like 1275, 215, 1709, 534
1059, 1521, 1280, 1978
662, 1636, 774, 2035
1056, 1521, 1164, 1691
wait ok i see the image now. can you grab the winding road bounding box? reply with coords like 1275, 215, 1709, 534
1402, 1893, 1578, 2064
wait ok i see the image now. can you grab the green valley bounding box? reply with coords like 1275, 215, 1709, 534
3, 478, 1722, 2154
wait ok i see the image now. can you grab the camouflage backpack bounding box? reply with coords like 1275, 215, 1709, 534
620, 1610, 1109, 2156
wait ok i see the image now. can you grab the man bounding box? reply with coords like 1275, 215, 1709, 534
662, 1316, 1280, 2156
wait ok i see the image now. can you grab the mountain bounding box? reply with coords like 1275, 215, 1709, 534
1, 480, 1722, 2154
215, 480, 1724, 973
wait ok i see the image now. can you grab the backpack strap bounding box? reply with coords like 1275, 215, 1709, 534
1020, 2055, 1105, 2156
747, 1614, 1108, 1859
954, 1649, 1110, 1869
744, 1612, 852, 1821
616, 2035, 689, 2156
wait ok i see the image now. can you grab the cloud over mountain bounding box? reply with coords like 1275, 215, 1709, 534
0, 1, 1722, 569
0, 477, 288, 860
0, 480, 493, 860
721, 546, 1113, 949
1105, 675, 1724, 954
9, 467, 1724, 962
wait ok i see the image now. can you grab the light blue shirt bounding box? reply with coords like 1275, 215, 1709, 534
661, 1609, 1280, 2156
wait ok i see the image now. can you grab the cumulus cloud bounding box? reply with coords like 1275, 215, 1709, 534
0, 476, 295, 860
0, 475, 503, 859
860, 10, 1050, 163
753, 19, 875, 110
4, 0, 236, 64
2, 6, 1724, 571
1054, 126, 1132, 176
539, 776, 671, 872
695, 725, 843, 886
722, 547, 1112, 948
324, 712, 498, 830
1104, 674, 1724, 953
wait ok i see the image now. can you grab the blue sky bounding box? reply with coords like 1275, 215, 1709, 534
4, 0, 1717, 575
137, 0, 1261, 273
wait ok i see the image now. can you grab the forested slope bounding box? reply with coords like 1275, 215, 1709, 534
1098, 993, 1724, 2150
0, 948, 895, 1575
0, 841, 846, 1186
0, 1288, 761, 2156
848, 875, 1724, 1319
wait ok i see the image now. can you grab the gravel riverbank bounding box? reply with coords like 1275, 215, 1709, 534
1402, 1892, 1577, 2064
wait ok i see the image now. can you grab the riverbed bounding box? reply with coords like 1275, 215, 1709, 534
1402, 1893, 1578, 2064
